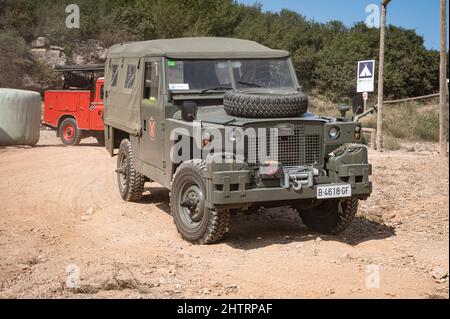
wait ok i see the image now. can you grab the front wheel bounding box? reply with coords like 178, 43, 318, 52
59, 118, 81, 146
295, 199, 358, 235
171, 160, 230, 244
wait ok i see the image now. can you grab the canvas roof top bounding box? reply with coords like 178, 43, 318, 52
107, 37, 290, 59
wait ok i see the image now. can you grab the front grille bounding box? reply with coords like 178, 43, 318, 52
245, 125, 322, 168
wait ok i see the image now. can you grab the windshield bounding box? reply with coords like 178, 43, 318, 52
166, 58, 296, 92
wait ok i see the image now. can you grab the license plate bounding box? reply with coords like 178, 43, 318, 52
317, 184, 352, 199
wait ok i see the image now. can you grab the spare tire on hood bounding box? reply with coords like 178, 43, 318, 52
223, 89, 308, 118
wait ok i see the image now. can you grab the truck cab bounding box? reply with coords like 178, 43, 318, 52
103, 37, 372, 244
43, 68, 105, 145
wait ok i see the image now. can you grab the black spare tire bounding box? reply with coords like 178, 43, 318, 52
223, 89, 308, 118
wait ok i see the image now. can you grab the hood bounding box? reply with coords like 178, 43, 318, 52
173, 105, 328, 126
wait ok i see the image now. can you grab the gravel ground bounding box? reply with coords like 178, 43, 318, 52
0, 131, 448, 298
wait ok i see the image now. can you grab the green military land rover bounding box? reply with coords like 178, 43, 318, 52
103, 37, 372, 244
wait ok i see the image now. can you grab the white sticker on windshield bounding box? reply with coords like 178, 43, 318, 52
169, 83, 190, 90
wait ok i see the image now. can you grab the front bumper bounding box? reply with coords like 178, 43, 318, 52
205, 144, 372, 208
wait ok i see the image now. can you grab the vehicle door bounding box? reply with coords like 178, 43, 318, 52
139, 58, 165, 170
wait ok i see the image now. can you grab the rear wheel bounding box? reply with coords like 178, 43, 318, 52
59, 118, 81, 146
95, 134, 105, 146
116, 139, 145, 202
295, 199, 358, 235
171, 160, 230, 244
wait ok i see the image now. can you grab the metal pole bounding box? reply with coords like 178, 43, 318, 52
439, 0, 448, 157
376, 0, 391, 151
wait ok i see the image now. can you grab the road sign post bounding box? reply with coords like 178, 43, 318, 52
362, 92, 369, 112
357, 60, 375, 94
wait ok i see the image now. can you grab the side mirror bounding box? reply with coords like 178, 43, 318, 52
337, 104, 350, 118
178, 101, 197, 122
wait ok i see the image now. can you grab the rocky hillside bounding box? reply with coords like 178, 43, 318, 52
0, 33, 107, 93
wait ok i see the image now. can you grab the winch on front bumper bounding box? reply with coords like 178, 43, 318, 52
204, 144, 372, 208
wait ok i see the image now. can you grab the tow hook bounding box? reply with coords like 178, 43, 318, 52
281, 166, 317, 190
291, 178, 302, 191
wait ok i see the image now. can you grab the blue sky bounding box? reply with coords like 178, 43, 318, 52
236, 0, 449, 50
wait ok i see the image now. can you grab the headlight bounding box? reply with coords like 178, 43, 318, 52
328, 126, 340, 139
227, 129, 241, 144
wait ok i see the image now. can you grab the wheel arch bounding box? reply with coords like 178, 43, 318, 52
104, 124, 130, 156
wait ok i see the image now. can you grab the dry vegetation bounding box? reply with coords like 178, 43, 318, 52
309, 94, 442, 151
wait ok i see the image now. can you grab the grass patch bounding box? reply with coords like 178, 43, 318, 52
384, 136, 402, 151
383, 102, 439, 142
310, 95, 440, 143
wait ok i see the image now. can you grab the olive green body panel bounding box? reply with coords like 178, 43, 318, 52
203, 144, 372, 209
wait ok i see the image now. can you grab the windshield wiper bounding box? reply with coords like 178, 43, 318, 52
200, 87, 233, 94
237, 81, 262, 88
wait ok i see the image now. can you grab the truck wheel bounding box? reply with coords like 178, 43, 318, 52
171, 160, 230, 244
296, 199, 358, 235
223, 89, 308, 118
59, 118, 81, 146
116, 139, 145, 202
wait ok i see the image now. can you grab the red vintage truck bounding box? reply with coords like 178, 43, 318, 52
42, 65, 105, 145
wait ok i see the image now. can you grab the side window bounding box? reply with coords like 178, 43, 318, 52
143, 61, 159, 101
124, 64, 136, 89
110, 65, 118, 87
99, 85, 104, 100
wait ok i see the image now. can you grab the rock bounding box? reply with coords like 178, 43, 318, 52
431, 267, 448, 280
30, 48, 47, 60
224, 284, 239, 292
199, 288, 211, 295
71, 39, 107, 65
325, 288, 335, 296
31, 48, 67, 66
315, 237, 322, 242
340, 253, 352, 260
17, 264, 29, 270
85, 207, 94, 216
80, 215, 91, 221
31, 37, 49, 48
50, 45, 64, 51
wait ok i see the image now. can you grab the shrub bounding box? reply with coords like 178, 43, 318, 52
384, 136, 402, 151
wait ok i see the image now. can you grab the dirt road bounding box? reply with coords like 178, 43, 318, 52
0, 131, 448, 298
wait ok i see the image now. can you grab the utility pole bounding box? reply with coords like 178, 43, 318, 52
376, 0, 391, 151
439, 0, 448, 157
